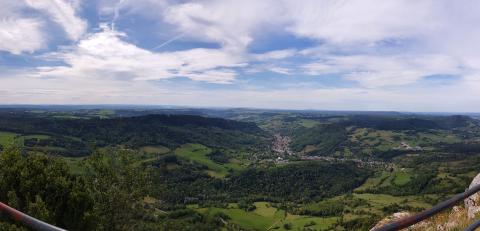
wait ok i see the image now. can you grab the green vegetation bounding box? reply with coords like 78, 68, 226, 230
1, 108, 480, 230
139, 145, 170, 154
0, 147, 151, 230
174, 143, 242, 177
0, 131, 18, 147
298, 119, 321, 128
393, 171, 413, 185
226, 161, 371, 201
198, 203, 338, 231
60, 156, 87, 175
291, 124, 347, 155
0, 114, 269, 157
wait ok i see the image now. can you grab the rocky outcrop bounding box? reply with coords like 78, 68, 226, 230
369, 212, 411, 231
370, 207, 466, 231
465, 173, 480, 219
369, 212, 430, 231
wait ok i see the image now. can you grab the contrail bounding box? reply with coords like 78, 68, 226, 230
153, 33, 185, 51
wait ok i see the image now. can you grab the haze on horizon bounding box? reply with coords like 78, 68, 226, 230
1, 0, 480, 112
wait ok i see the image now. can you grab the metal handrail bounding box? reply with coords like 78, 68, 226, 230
465, 219, 480, 231
372, 183, 480, 231
0, 201, 66, 231
2, 186, 480, 231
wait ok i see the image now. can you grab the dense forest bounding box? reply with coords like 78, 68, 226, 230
0, 114, 269, 156
153, 160, 371, 205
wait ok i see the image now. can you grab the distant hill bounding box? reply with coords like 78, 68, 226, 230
344, 115, 475, 131
0, 114, 269, 156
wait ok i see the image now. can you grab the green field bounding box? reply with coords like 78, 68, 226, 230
353, 193, 431, 210
0, 132, 56, 148
393, 171, 413, 185
355, 171, 391, 192
301, 192, 432, 221
298, 119, 321, 128
21, 134, 51, 140
355, 170, 414, 192
139, 145, 170, 154
175, 143, 244, 177
348, 127, 463, 154
198, 202, 338, 231
61, 156, 87, 175
0, 131, 18, 147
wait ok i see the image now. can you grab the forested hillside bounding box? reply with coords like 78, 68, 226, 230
1, 108, 480, 230
0, 114, 269, 156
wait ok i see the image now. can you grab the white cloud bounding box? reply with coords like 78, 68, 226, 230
0, 0, 86, 55
33, 24, 245, 83
303, 54, 462, 87
25, 0, 87, 41
282, 0, 438, 44
253, 49, 297, 61
0, 18, 45, 54
160, 0, 291, 53
0, 1, 46, 54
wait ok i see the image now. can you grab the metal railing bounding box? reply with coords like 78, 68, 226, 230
0, 201, 66, 231
372, 183, 480, 231
465, 219, 480, 231
2, 185, 480, 231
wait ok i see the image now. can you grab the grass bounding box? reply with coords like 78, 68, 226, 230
253, 202, 278, 217
200, 207, 275, 230
287, 216, 338, 230
16, 134, 52, 146
353, 193, 431, 209
349, 128, 462, 154
298, 119, 321, 128
21, 134, 51, 140
355, 171, 391, 192
60, 156, 87, 175
198, 203, 338, 231
139, 145, 170, 154
29, 146, 68, 153
0, 131, 18, 146
393, 171, 413, 186
355, 170, 414, 192
52, 115, 85, 119
175, 143, 245, 178
97, 109, 115, 118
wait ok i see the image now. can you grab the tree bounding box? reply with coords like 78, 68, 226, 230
84, 148, 152, 231
0, 147, 95, 230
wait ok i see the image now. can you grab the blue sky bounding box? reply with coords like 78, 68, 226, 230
1, 0, 480, 112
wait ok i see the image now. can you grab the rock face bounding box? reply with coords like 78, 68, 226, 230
369, 212, 412, 231
465, 173, 480, 218
369, 208, 464, 231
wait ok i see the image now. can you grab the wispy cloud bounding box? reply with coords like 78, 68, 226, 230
33, 24, 245, 83
25, 0, 87, 40
0, 1, 46, 54
0, 0, 86, 54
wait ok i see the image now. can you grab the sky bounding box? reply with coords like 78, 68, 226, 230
1, 0, 480, 112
